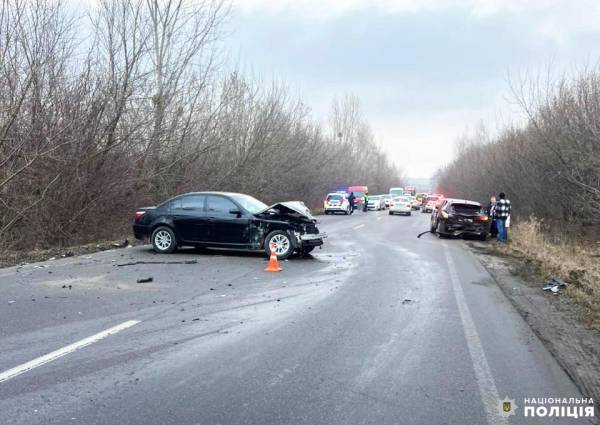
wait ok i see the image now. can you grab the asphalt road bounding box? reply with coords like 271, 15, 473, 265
0, 209, 588, 424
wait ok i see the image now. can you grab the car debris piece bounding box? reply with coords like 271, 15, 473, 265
402, 299, 413, 304
542, 277, 567, 294
136, 277, 153, 283
112, 239, 129, 248
8, 300, 15, 305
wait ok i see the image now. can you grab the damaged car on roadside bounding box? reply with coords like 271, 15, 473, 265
133, 192, 326, 259
430, 198, 490, 240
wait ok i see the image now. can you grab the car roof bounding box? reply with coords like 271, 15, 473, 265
173, 191, 248, 198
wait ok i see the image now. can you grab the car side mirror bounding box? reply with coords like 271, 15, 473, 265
229, 209, 242, 216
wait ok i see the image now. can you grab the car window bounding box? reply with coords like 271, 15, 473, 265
451, 203, 482, 214
327, 194, 343, 201
207, 195, 237, 215
178, 195, 205, 210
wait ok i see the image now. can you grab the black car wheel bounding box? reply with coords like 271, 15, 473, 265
264, 230, 294, 260
152, 226, 177, 253
478, 233, 487, 241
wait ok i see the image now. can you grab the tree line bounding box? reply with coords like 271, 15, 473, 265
435, 69, 600, 229
0, 0, 401, 249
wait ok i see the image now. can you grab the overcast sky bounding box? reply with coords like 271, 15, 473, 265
225, 0, 600, 178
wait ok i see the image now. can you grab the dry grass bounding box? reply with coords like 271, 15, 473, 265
500, 217, 600, 330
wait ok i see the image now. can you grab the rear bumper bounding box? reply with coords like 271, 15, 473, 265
325, 206, 348, 212
444, 221, 488, 236
133, 224, 151, 240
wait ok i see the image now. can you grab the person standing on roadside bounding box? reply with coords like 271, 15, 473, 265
363, 192, 369, 212
494, 192, 511, 242
348, 192, 355, 214
486, 195, 498, 238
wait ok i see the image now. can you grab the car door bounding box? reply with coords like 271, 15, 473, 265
171, 195, 208, 242
205, 195, 249, 245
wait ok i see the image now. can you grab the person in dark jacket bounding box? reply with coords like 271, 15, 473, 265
494, 192, 511, 242
486, 195, 498, 238
348, 192, 355, 214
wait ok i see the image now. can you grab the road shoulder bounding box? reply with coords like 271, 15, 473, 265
465, 241, 600, 413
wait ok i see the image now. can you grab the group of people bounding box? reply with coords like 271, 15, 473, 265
486, 192, 511, 242
347, 192, 370, 213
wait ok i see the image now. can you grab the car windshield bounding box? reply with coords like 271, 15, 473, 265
397, 197, 410, 202
427, 196, 439, 202
229, 194, 268, 214
370, 195, 381, 200
327, 194, 343, 201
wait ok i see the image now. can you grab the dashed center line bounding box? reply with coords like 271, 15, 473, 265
353, 224, 365, 230
0, 320, 140, 383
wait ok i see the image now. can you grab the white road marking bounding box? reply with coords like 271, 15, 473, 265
0, 320, 140, 383
353, 224, 365, 230
444, 245, 507, 425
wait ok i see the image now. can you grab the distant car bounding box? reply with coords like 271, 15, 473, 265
367, 195, 385, 210
324, 192, 351, 215
133, 192, 326, 259
430, 199, 490, 240
389, 196, 412, 215
409, 196, 421, 210
422, 194, 443, 213
383, 194, 392, 208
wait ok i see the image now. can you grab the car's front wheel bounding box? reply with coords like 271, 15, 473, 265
152, 226, 177, 253
264, 231, 294, 260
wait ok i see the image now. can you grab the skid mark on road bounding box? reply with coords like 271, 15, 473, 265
0, 320, 140, 383
444, 245, 507, 425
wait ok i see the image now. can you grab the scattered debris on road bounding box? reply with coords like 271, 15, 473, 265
402, 299, 413, 304
136, 277, 154, 283
542, 277, 567, 294
7, 300, 15, 305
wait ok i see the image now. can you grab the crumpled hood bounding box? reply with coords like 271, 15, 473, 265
256, 201, 317, 222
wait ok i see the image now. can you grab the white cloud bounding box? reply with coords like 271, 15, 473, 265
232, 0, 600, 44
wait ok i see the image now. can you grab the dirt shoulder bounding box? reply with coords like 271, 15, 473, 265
466, 240, 600, 412
0, 237, 141, 269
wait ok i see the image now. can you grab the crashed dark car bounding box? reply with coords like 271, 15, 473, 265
429, 199, 490, 240
133, 192, 326, 259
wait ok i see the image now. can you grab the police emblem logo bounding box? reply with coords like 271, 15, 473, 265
499, 396, 517, 418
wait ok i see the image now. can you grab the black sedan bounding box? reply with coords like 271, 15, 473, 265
133, 192, 326, 259
430, 198, 490, 240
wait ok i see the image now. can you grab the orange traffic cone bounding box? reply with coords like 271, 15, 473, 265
264, 244, 282, 272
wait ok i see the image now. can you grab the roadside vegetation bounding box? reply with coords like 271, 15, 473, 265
0, 0, 400, 251
435, 70, 600, 328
